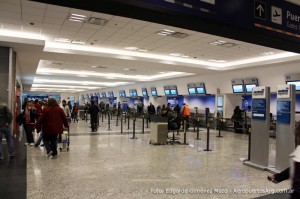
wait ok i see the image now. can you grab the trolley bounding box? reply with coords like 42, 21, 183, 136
59, 127, 70, 152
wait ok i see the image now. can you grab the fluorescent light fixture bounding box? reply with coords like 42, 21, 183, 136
0, 29, 45, 40
208, 59, 227, 63
157, 29, 175, 36
138, 49, 148, 52
209, 40, 227, 45
44, 42, 300, 69
30, 88, 85, 92
32, 84, 100, 89
54, 38, 71, 43
33, 78, 129, 86
261, 51, 274, 55
37, 67, 192, 81
71, 40, 85, 45
124, 47, 139, 51
169, 53, 190, 58
69, 19, 84, 22
70, 13, 87, 18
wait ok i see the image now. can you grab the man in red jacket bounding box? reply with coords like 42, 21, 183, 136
35, 98, 69, 158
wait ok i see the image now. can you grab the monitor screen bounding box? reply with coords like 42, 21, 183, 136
170, 89, 177, 95
101, 94, 106, 98
164, 89, 170, 95
188, 88, 196, 95
196, 87, 205, 94
287, 81, 300, 91
245, 84, 257, 93
142, 91, 148, 97
232, 85, 244, 93
151, 90, 157, 96
133, 92, 137, 97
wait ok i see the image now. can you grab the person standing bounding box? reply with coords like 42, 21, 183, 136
34, 99, 42, 121
71, 103, 78, 122
231, 106, 243, 133
89, 101, 100, 132
35, 98, 69, 158
180, 103, 190, 130
61, 100, 71, 122
0, 101, 14, 160
22, 101, 36, 146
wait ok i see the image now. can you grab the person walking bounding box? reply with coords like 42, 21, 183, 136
22, 101, 36, 146
35, 98, 69, 159
89, 101, 100, 132
0, 101, 14, 160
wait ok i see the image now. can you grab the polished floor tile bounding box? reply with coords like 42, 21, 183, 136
27, 118, 291, 199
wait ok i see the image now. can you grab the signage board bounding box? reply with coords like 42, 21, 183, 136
277, 100, 291, 124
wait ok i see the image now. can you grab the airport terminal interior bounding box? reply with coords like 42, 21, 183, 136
1, 0, 300, 198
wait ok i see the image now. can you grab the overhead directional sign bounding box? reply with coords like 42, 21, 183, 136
255, 0, 266, 20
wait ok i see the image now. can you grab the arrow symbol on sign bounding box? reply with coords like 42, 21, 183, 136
253, 113, 264, 117
256, 4, 264, 16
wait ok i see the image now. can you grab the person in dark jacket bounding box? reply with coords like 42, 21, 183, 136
0, 102, 14, 160
22, 101, 36, 146
35, 98, 69, 158
232, 106, 243, 133
89, 101, 100, 132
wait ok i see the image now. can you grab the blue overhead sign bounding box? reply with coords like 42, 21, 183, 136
277, 100, 291, 124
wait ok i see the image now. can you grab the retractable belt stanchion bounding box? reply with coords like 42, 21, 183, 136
182, 120, 189, 145
216, 117, 223, 138
142, 115, 145, 134
111, 112, 113, 120
105, 111, 107, 119
204, 123, 212, 151
101, 111, 104, 122
146, 116, 149, 128
116, 113, 119, 126
195, 118, 201, 140
121, 115, 123, 134
124, 112, 127, 123
127, 114, 130, 130
248, 129, 251, 161
107, 112, 111, 131
130, 117, 137, 139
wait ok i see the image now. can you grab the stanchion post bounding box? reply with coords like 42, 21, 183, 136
116, 113, 119, 126
127, 114, 130, 130
182, 120, 189, 145
146, 116, 149, 128
248, 129, 251, 161
121, 115, 123, 134
107, 112, 111, 131
130, 117, 137, 139
101, 111, 104, 122
124, 112, 127, 123
216, 117, 223, 138
204, 124, 212, 151
142, 115, 145, 134
195, 118, 201, 140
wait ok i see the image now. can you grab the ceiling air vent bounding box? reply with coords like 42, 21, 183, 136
87, 17, 108, 26
156, 29, 189, 39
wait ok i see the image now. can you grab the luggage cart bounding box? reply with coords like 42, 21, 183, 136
59, 128, 70, 152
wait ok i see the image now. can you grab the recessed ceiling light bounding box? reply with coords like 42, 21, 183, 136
156, 29, 189, 38
169, 53, 190, 58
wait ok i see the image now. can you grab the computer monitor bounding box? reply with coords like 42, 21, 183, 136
142, 91, 148, 97
188, 88, 196, 95
151, 90, 157, 97
164, 89, 170, 95
196, 87, 205, 94
287, 81, 300, 91
245, 84, 257, 93
232, 85, 244, 93
170, 89, 177, 95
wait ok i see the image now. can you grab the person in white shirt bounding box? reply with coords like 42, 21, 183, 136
61, 100, 71, 118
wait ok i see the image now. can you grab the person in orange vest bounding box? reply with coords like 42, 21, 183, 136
180, 103, 190, 130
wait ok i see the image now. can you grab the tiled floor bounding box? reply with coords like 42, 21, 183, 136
26, 118, 291, 199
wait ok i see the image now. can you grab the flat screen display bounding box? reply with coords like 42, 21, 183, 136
142, 91, 148, 97
188, 88, 196, 94
170, 89, 177, 95
101, 94, 106, 98
109, 93, 114, 98
119, 92, 125, 97
287, 81, 300, 91
164, 89, 170, 95
130, 92, 137, 97
232, 85, 244, 93
151, 90, 157, 96
196, 87, 205, 94
245, 84, 257, 93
